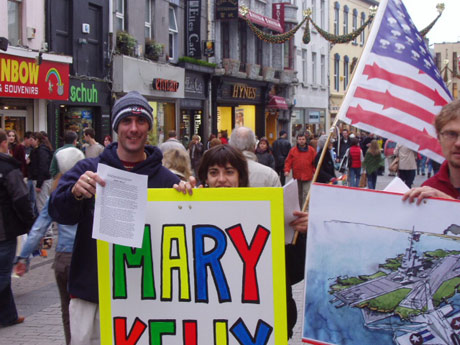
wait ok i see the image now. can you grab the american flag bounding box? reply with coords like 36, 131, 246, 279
337, 0, 452, 163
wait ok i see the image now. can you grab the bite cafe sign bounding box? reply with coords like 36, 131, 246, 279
0, 53, 69, 100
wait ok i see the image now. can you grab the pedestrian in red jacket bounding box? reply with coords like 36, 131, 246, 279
284, 132, 316, 207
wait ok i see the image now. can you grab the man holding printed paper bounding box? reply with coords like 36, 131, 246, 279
49, 91, 180, 345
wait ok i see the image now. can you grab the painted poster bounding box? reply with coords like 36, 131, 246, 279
98, 188, 287, 345
302, 184, 460, 345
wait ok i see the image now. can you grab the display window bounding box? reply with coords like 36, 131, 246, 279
147, 101, 175, 146
62, 107, 94, 144
180, 109, 203, 147
217, 105, 255, 136
0, 110, 27, 140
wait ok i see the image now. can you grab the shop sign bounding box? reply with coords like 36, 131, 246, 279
232, 83, 257, 100
186, 0, 201, 58
152, 78, 180, 92
309, 110, 321, 124
203, 41, 215, 57
216, 0, 238, 20
0, 53, 69, 100
184, 73, 204, 95
70, 82, 98, 104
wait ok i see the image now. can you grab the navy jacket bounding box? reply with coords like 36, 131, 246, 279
49, 143, 180, 303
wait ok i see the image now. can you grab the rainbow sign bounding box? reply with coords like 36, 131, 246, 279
0, 53, 69, 100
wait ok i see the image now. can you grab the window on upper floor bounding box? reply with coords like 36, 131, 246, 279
435, 52, 441, 70
334, 54, 340, 91
145, 0, 153, 39
311, 0, 316, 23
302, 0, 307, 12
360, 12, 366, 46
255, 32, 263, 68
352, 9, 358, 45
302, 49, 308, 84
239, 20, 247, 72
321, 54, 325, 86
320, 0, 325, 29
453, 52, 458, 76
334, 2, 340, 35
168, 6, 178, 60
344, 55, 349, 90
115, 0, 125, 33
283, 24, 294, 69
8, 0, 22, 45
221, 21, 230, 59
343, 6, 349, 35
312, 52, 317, 84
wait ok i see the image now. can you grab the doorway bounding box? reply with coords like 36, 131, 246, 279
0, 109, 28, 140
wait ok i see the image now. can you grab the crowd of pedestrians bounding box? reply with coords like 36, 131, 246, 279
1, 93, 459, 344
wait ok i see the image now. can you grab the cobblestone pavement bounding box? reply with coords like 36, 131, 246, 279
1, 173, 428, 345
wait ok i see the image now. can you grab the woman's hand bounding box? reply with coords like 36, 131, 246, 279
290, 210, 309, 233
173, 176, 196, 195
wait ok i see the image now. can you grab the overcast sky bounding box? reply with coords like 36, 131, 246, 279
402, 0, 460, 45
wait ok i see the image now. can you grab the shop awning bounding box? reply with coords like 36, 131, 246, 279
239, 10, 283, 33
268, 95, 288, 110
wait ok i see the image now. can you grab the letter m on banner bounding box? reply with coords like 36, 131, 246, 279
337, 0, 452, 163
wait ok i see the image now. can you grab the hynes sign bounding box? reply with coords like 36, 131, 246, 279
152, 78, 180, 92
70, 83, 98, 103
232, 83, 257, 100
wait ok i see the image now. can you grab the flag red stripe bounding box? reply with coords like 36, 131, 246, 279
347, 105, 443, 155
354, 87, 436, 124
363, 63, 448, 106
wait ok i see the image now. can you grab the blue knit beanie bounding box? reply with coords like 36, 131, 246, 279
112, 91, 153, 133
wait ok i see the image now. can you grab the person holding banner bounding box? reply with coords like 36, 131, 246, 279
404, 99, 460, 203
49, 91, 181, 345
177, 144, 308, 339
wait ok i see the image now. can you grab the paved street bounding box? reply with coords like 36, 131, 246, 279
0, 172, 429, 345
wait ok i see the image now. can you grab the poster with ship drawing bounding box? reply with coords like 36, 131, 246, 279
302, 184, 460, 345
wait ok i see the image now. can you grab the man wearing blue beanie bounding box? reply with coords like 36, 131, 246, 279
49, 91, 180, 344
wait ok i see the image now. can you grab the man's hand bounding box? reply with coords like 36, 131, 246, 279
72, 171, 106, 200
402, 186, 454, 205
14, 262, 27, 276
284, 171, 289, 177
173, 176, 196, 195
289, 210, 308, 233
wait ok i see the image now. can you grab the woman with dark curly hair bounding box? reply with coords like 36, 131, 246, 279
7, 130, 27, 176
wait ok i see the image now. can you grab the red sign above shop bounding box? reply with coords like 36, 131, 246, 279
0, 53, 69, 100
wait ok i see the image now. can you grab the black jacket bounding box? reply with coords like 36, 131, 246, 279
0, 153, 35, 241
28, 144, 53, 188
49, 143, 180, 303
314, 148, 336, 183
255, 150, 275, 170
272, 138, 291, 168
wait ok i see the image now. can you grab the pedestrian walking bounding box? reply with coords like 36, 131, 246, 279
272, 130, 291, 185
394, 143, 417, 188
28, 132, 53, 213
255, 137, 275, 170
0, 129, 35, 327
347, 137, 364, 187
363, 139, 384, 189
284, 132, 316, 207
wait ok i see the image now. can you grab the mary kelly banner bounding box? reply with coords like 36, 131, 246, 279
0, 53, 69, 100
97, 188, 288, 345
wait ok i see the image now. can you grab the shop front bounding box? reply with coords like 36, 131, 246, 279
179, 68, 212, 147
47, 78, 111, 148
112, 55, 185, 146
212, 77, 268, 139
0, 48, 72, 142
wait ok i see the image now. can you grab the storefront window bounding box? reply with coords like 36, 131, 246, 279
217, 105, 255, 136
62, 107, 94, 145
180, 109, 203, 147
217, 106, 232, 135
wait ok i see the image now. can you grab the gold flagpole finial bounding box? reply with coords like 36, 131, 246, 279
303, 8, 312, 17
239, 5, 249, 16
369, 5, 378, 16
436, 3, 445, 14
